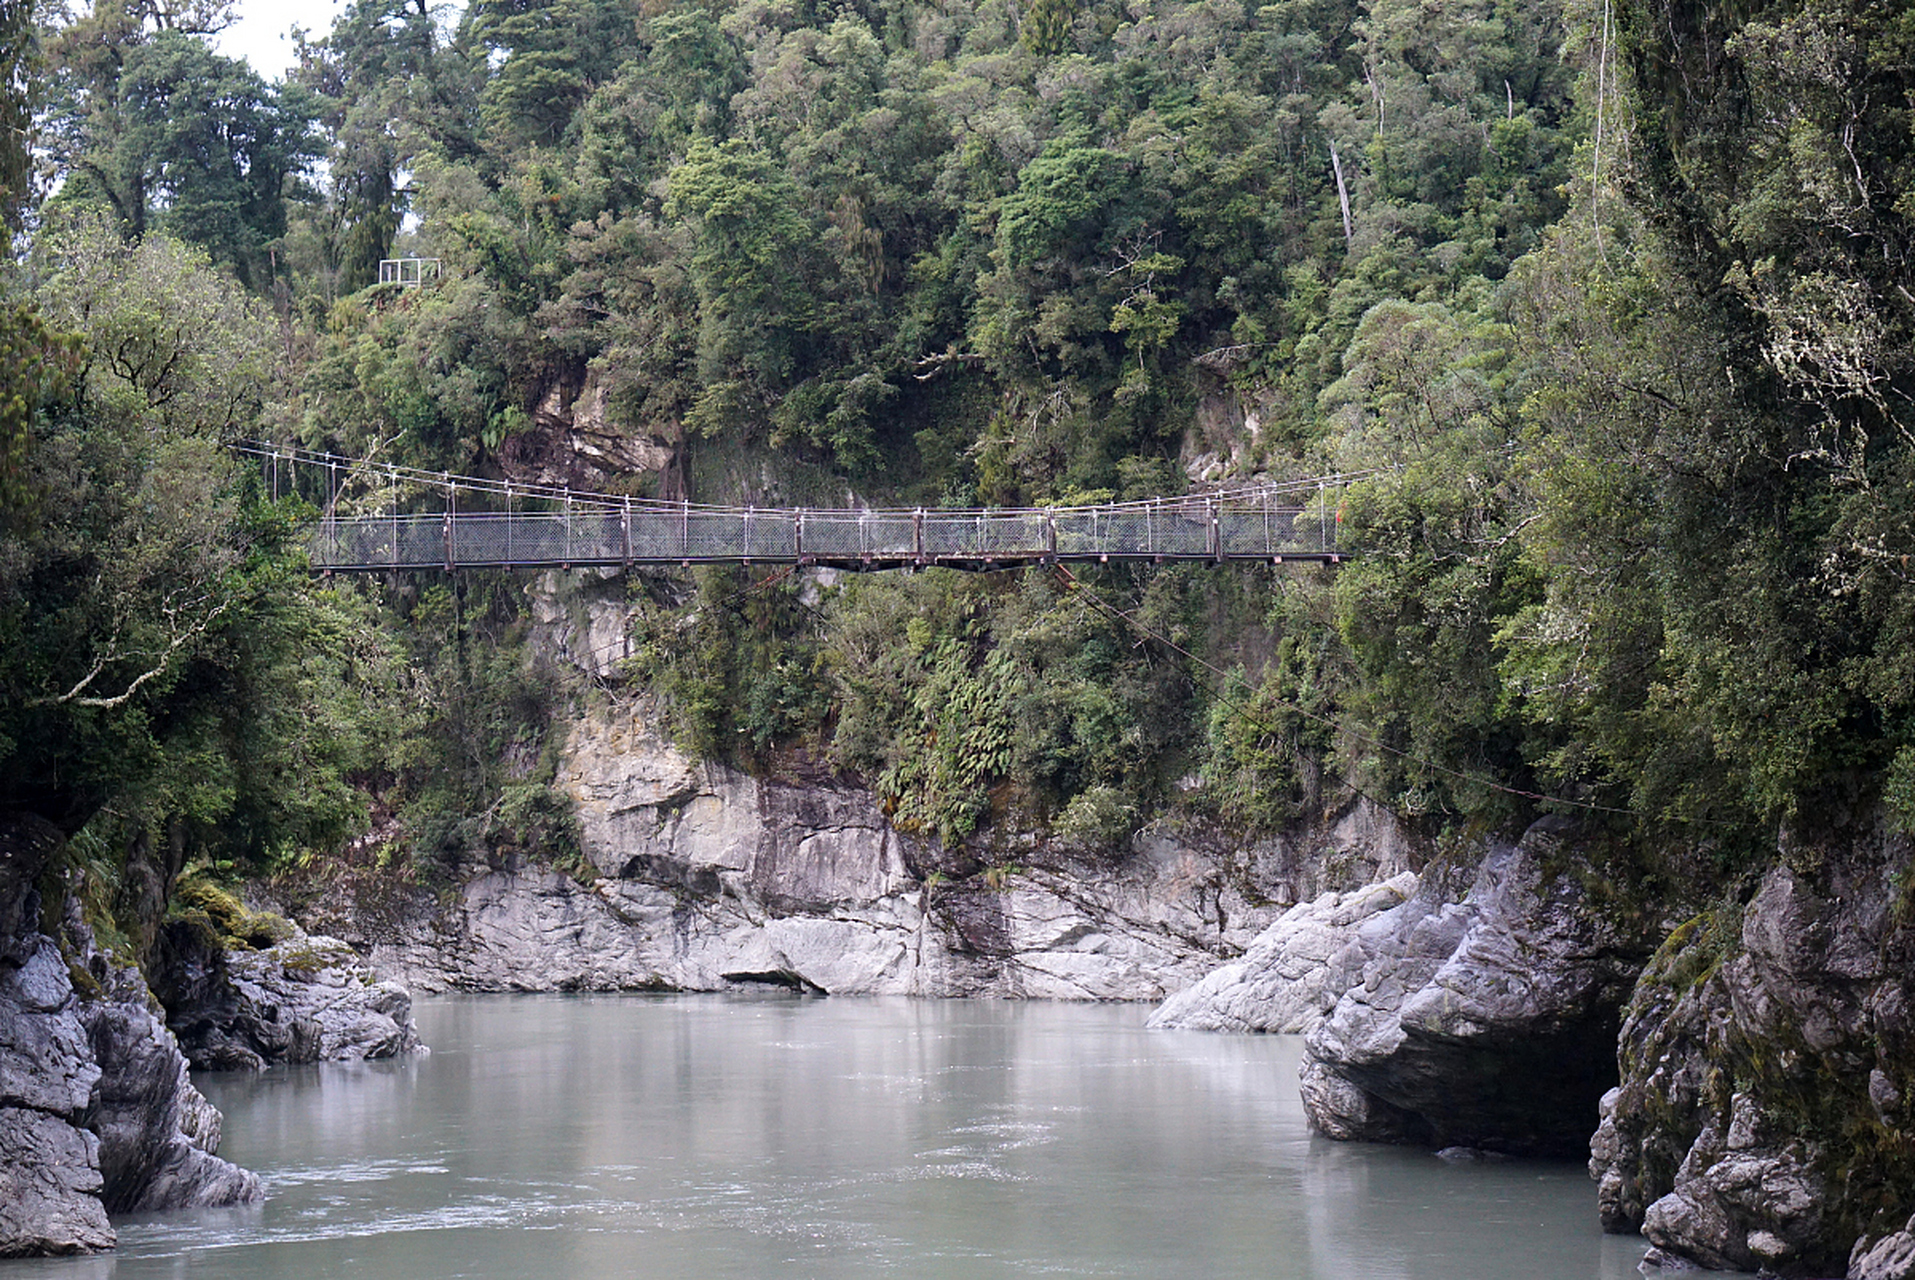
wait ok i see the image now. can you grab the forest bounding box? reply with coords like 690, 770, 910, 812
2, 0, 1913, 920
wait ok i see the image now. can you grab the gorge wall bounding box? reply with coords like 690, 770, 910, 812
311, 694, 1420, 1001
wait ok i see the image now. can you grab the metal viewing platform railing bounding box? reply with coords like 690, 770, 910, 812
235, 443, 1350, 574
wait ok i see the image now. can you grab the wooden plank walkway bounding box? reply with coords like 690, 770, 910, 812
236, 443, 1345, 573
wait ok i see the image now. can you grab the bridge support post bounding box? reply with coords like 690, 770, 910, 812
914, 509, 924, 565
621, 498, 631, 569
326, 457, 338, 569
444, 473, 455, 571
1209, 496, 1221, 562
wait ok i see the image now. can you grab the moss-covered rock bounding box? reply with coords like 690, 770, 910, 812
149, 898, 423, 1072
1591, 814, 1915, 1275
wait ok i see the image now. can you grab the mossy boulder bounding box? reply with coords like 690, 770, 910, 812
150, 889, 423, 1071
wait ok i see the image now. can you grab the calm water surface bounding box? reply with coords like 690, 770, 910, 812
11, 995, 1650, 1279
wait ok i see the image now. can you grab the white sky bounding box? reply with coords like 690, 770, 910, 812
212, 0, 353, 80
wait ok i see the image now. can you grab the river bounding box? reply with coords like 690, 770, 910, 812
8, 995, 1650, 1279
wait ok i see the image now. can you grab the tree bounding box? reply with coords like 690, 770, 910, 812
664, 137, 823, 437
1, 219, 275, 829
291, 0, 447, 294
0, 301, 84, 529
465, 0, 638, 150
42, 9, 319, 287
1, 0, 38, 235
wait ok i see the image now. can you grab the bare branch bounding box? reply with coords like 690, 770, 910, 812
31, 599, 229, 711
912, 349, 986, 382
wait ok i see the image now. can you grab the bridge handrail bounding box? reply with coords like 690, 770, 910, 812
229, 439, 1383, 520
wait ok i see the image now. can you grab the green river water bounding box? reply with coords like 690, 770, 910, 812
6, 995, 1652, 1279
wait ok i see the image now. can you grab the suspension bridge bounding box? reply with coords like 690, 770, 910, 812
237, 442, 1352, 574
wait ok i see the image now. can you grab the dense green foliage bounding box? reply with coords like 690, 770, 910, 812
5, 0, 1915, 912
0, 217, 574, 940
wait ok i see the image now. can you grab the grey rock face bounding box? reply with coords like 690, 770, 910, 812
1146, 873, 1419, 1034
154, 920, 423, 1071
1590, 818, 1915, 1276
1853, 1217, 1915, 1280
0, 813, 114, 1256
359, 697, 1417, 999
80, 984, 261, 1213
0, 937, 114, 1257
1295, 818, 1653, 1156
0, 813, 261, 1256
0, 1106, 110, 1257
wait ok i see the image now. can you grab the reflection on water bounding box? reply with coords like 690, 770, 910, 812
4, 995, 1650, 1280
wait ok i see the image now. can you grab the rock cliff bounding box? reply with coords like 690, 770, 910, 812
1289, 818, 1657, 1157
340, 695, 1419, 999
0, 814, 260, 1257
1590, 815, 1915, 1276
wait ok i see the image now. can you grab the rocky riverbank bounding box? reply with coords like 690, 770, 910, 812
151, 883, 423, 1071
0, 814, 426, 1257
1153, 807, 1915, 1277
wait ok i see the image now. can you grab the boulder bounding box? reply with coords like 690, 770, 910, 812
153, 917, 424, 1072
1297, 817, 1654, 1156
80, 983, 261, 1213
1146, 873, 1419, 1033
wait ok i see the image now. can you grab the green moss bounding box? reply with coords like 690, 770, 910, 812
169, 875, 297, 950
65, 959, 103, 1001
980, 864, 1025, 890
277, 946, 338, 975
1640, 905, 1739, 996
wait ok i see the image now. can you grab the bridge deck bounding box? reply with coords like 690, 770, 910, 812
307, 501, 1340, 572
236, 442, 1344, 573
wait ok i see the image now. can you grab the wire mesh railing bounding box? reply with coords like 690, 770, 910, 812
231, 441, 1350, 573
